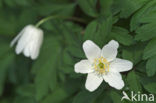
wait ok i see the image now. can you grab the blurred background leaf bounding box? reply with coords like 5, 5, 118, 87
0, 0, 156, 103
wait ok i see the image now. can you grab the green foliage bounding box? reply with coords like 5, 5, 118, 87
130, 0, 156, 31
110, 90, 121, 103
0, 0, 156, 103
146, 56, 156, 76
121, 0, 148, 18
111, 26, 134, 46
84, 17, 112, 47
127, 71, 142, 92
144, 83, 156, 94
143, 38, 156, 60
0, 53, 15, 95
32, 37, 61, 100
78, 0, 98, 17
73, 88, 103, 103
41, 88, 68, 103
122, 43, 144, 65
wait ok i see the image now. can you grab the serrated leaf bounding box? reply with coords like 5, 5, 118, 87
100, 0, 113, 16
78, 0, 98, 17
14, 0, 30, 6
13, 96, 35, 103
0, 53, 15, 96
109, 91, 121, 103
32, 37, 61, 101
66, 45, 84, 58
95, 90, 112, 103
37, 3, 76, 16
59, 49, 75, 74
130, 0, 156, 31
3, 0, 15, 7
146, 56, 156, 77
144, 82, 156, 94
143, 38, 156, 60
122, 44, 144, 65
0, 14, 17, 36
73, 88, 103, 103
0, 39, 11, 57
42, 88, 68, 103
127, 71, 142, 92
111, 26, 134, 46
119, 0, 148, 18
135, 23, 156, 41
62, 49, 74, 66
84, 17, 112, 47
16, 84, 35, 97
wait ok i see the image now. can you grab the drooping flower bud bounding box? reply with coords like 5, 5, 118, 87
11, 25, 43, 60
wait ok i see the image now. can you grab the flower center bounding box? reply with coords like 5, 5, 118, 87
93, 57, 110, 75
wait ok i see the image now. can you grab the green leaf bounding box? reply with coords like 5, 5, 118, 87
127, 71, 142, 92
60, 22, 82, 46
95, 90, 112, 103
16, 84, 35, 97
100, 0, 113, 16
78, 0, 98, 17
59, 49, 75, 74
73, 88, 103, 103
143, 38, 156, 60
135, 23, 156, 41
0, 0, 2, 8
42, 88, 68, 103
0, 13, 17, 36
37, 3, 76, 16
62, 49, 74, 66
18, 9, 37, 27
144, 82, 156, 94
109, 91, 121, 103
0, 39, 11, 56
111, 26, 134, 46
0, 99, 11, 103
3, 0, 15, 7
119, 0, 148, 18
66, 45, 84, 58
130, 0, 156, 31
146, 56, 156, 77
122, 43, 144, 65
13, 96, 35, 103
14, 0, 30, 6
0, 53, 15, 96
135, 62, 146, 73
84, 17, 112, 47
32, 37, 61, 101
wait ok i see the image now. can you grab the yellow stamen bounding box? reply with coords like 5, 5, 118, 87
93, 57, 110, 75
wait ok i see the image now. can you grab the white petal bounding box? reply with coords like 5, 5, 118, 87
30, 30, 43, 60
74, 60, 94, 74
15, 25, 34, 54
23, 44, 30, 57
103, 72, 124, 90
101, 40, 119, 62
110, 58, 133, 72
10, 27, 26, 47
85, 72, 103, 92
83, 40, 101, 62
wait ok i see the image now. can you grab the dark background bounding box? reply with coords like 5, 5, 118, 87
0, 0, 156, 103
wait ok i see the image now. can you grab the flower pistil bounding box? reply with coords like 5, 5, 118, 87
93, 57, 110, 75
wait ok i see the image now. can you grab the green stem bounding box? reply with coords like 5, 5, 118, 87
35, 15, 87, 27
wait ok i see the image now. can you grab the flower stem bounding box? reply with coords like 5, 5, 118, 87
35, 15, 87, 27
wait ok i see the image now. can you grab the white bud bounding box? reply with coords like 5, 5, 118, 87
11, 25, 43, 60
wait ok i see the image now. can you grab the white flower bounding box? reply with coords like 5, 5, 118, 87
10, 25, 43, 60
74, 40, 133, 92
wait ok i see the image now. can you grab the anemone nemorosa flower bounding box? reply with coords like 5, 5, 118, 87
11, 25, 43, 60
74, 40, 133, 92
